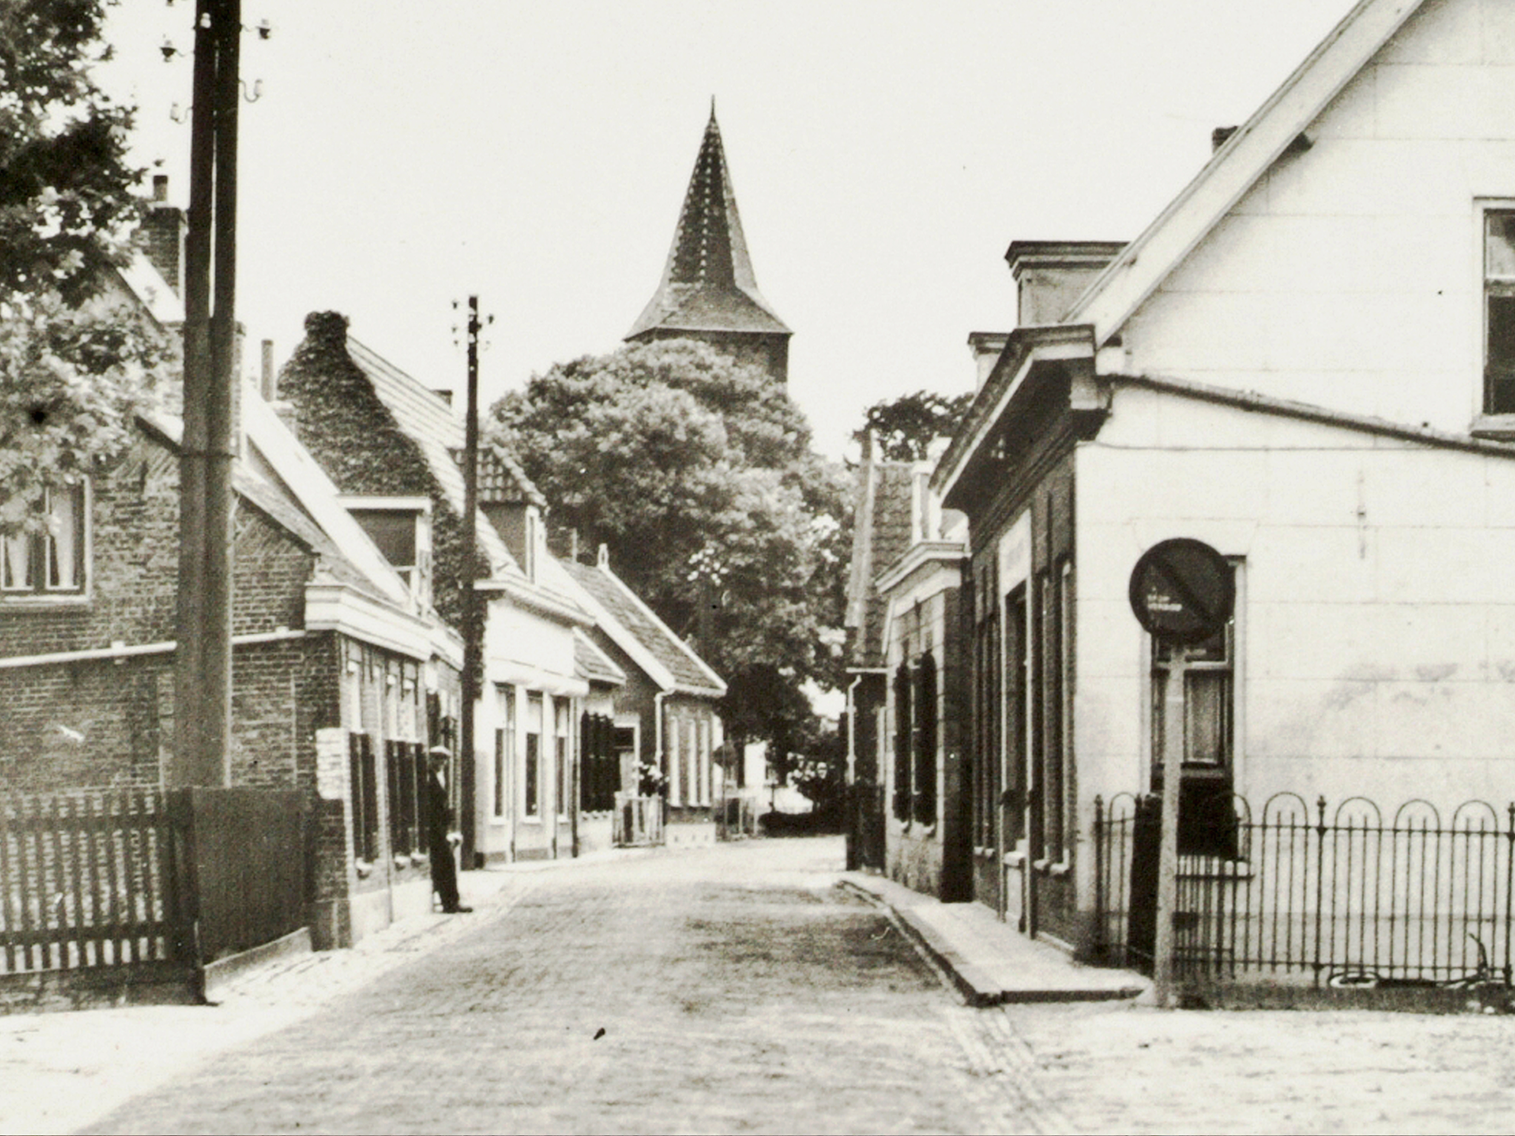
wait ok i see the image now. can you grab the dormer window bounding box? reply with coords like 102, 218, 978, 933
2, 482, 88, 598
343, 496, 431, 604
1485, 211, 1515, 415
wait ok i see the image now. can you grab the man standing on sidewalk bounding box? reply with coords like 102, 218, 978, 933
427, 746, 472, 913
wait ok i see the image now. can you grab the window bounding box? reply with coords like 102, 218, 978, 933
349, 731, 379, 863
524, 693, 542, 818
346, 497, 431, 600
2, 482, 87, 596
581, 713, 617, 812
913, 652, 938, 826
555, 700, 570, 818
494, 684, 515, 819
1150, 566, 1239, 858
1487, 211, 1515, 414
612, 725, 637, 796
387, 740, 422, 857
1005, 586, 1029, 848
892, 663, 912, 821
973, 560, 1001, 851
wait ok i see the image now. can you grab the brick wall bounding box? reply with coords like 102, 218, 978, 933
276, 312, 476, 630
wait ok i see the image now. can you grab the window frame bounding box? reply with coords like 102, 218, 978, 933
524, 693, 543, 820
1, 481, 90, 600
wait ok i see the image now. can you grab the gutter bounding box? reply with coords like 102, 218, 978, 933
0, 627, 307, 671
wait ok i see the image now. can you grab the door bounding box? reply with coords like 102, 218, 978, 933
1002, 586, 1030, 931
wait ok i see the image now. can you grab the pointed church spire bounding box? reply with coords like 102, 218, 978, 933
626, 106, 791, 378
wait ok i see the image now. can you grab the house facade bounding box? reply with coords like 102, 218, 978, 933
556, 548, 727, 846
934, 0, 1515, 956
0, 251, 463, 949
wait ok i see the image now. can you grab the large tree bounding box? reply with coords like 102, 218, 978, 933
0, 0, 162, 535
861, 389, 973, 461
490, 338, 850, 749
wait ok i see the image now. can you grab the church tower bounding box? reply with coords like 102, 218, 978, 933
625, 105, 792, 383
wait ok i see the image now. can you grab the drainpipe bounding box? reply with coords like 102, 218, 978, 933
653, 689, 668, 825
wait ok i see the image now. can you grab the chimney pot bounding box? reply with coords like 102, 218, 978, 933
260, 339, 275, 400
597, 543, 610, 569
152, 174, 169, 202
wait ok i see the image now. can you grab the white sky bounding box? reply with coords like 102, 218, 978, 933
99, 0, 1355, 459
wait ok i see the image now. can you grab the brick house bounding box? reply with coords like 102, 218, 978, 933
935, 0, 1515, 956
0, 253, 464, 949
554, 547, 727, 847
275, 314, 626, 864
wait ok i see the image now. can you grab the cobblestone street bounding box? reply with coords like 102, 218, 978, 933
81, 839, 1011, 1135
9, 836, 1515, 1134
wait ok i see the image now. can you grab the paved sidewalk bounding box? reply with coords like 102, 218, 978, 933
0, 851, 636, 1136
841, 871, 1149, 1005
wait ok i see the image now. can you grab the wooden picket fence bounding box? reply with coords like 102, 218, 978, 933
0, 789, 190, 975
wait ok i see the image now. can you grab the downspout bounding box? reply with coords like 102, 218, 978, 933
846, 673, 863, 785
653, 688, 668, 815
571, 698, 580, 858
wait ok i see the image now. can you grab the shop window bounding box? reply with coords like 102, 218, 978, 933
2, 482, 87, 596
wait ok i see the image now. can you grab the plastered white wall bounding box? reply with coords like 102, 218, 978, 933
1124, 0, 1515, 434
1076, 382, 1515, 814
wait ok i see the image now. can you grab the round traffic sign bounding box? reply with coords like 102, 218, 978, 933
1128, 538, 1234, 645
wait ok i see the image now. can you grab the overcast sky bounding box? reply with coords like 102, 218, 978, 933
100, 1, 1355, 459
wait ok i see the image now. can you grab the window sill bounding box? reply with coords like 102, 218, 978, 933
0, 592, 91, 609
1473, 413, 1515, 440
1004, 850, 1026, 869
354, 859, 375, 879
1031, 858, 1071, 877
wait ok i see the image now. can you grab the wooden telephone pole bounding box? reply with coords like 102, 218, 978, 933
458, 296, 483, 867
172, 0, 241, 789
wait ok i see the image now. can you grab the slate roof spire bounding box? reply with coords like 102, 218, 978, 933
626, 104, 791, 352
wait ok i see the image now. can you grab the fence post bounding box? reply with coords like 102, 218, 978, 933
1092, 796, 1105, 960
1496, 805, 1508, 981
165, 789, 206, 1002
1312, 795, 1327, 988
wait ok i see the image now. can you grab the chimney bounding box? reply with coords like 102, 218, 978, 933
142, 175, 187, 296
966, 332, 1009, 391
260, 339, 275, 400
597, 543, 610, 570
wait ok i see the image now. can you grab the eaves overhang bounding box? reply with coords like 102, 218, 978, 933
476, 576, 595, 628
874, 540, 967, 596
306, 581, 433, 661
933, 323, 1099, 508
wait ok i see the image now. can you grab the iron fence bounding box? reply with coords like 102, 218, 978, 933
1094, 792, 1515, 986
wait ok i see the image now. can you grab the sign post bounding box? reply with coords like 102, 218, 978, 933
1128, 538, 1234, 1007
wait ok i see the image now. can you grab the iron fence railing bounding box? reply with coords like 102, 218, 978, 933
1094, 792, 1515, 987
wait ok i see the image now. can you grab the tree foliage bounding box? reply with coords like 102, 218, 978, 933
0, 0, 162, 535
861, 389, 973, 461
490, 338, 850, 745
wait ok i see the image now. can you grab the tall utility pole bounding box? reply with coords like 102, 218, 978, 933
172, 0, 240, 789
458, 296, 482, 868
